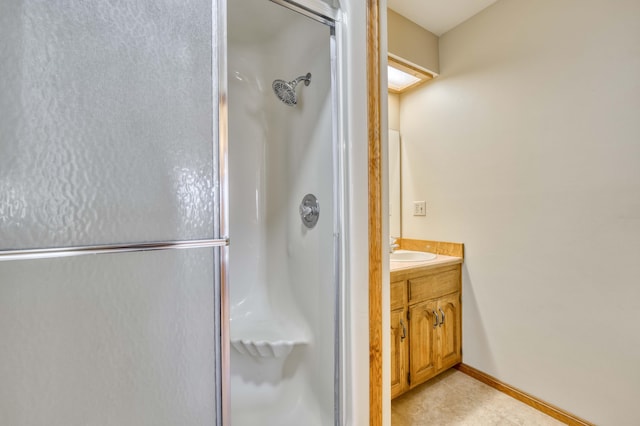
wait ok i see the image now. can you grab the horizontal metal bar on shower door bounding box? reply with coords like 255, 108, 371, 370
0, 238, 230, 262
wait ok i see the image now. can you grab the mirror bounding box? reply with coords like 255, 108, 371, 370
389, 129, 401, 238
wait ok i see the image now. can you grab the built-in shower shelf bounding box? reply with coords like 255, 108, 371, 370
230, 320, 309, 359
231, 338, 308, 358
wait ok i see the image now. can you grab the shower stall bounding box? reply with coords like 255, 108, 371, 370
227, 1, 342, 424
0, 0, 346, 425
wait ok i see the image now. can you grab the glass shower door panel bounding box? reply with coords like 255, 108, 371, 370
0, 248, 218, 425
0, 0, 216, 250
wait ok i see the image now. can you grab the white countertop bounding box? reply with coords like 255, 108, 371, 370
390, 254, 463, 273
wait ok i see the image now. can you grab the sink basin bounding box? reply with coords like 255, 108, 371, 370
390, 250, 437, 262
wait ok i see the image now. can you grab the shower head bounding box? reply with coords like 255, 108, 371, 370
272, 72, 311, 106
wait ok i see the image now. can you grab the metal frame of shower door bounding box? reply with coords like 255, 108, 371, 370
270, 0, 339, 25
0, 1, 230, 425
0, 239, 229, 262
330, 21, 347, 426
215, 0, 230, 424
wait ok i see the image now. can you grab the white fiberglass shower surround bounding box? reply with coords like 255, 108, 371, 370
0, 0, 347, 425
227, 1, 342, 425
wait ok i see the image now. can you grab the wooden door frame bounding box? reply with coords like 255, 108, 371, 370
367, 0, 383, 424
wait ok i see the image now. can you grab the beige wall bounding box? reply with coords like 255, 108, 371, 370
388, 92, 400, 130
399, 0, 640, 424
388, 9, 439, 74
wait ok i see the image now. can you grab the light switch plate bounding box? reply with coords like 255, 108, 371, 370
413, 201, 426, 216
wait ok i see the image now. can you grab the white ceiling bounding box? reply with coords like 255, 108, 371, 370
387, 0, 499, 36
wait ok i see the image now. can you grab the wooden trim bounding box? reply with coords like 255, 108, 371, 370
388, 56, 434, 80
387, 56, 433, 93
456, 364, 595, 426
367, 0, 383, 425
400, 239, 464, 258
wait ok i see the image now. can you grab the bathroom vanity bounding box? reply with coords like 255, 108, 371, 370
390, 244, 463, 399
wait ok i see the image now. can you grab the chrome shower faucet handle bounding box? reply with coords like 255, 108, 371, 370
299, 194, 320, 229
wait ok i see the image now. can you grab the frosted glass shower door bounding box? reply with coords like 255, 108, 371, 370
0, 0, 217, 249
0, 1, 225, 425
0, 249, 219, 425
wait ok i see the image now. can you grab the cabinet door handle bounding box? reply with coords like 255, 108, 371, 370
432, 310, 439, 328
400, 319, 407, 341
439, 308, 445, 327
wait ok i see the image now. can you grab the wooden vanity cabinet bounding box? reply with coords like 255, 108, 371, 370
390, 280, 408, 398
436, 292, 462, 371
390, 307, 408, 398
391, 264, 462, 398
408, 299, 439, 386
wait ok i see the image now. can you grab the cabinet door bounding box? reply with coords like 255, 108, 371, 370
437, 292, 462, 370
390, 308, 408, 398
390, 280, 406, 310
409, 300, 438, 387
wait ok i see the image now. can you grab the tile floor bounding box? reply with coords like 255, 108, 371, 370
391, 369, 564, 425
